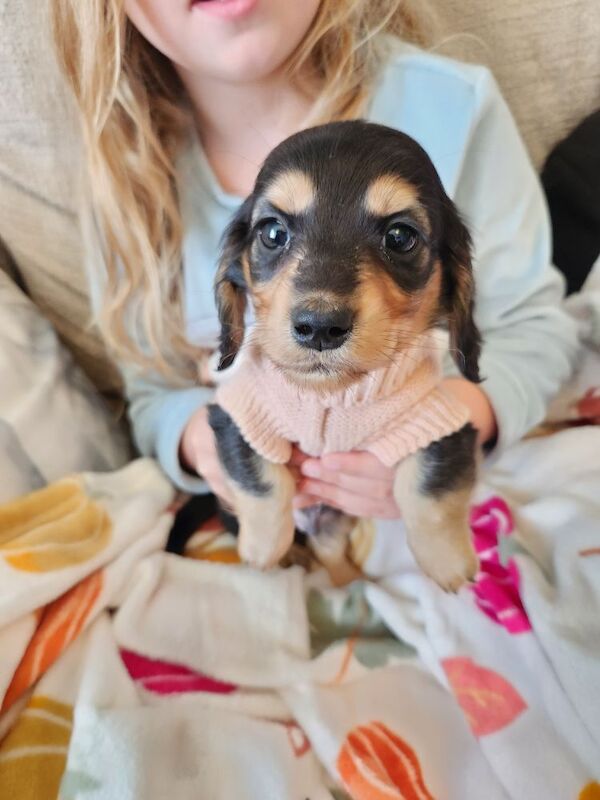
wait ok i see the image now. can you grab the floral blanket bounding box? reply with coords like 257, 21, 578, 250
543, 257, 600, 432
1, 424, 600, 800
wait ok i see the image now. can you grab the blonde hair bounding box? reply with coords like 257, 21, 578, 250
51, 0, 437, 380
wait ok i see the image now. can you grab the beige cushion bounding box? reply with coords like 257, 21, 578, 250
0, 269, 130, 500
0, 0, 121, 401
0, 0, 598, 398
435, 0, 600, 168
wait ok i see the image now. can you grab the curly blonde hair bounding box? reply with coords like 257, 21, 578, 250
51, 0, 437, 379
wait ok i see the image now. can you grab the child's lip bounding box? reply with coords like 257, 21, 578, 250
190, 0, 258, 21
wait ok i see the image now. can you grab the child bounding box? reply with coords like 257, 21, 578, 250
52, 0, 577, 518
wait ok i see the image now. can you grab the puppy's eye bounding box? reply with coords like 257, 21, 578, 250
258, 219, 289, 250
384, 223, 420, 254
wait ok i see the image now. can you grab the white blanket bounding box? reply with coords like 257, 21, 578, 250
0, 427, 599, 800
1, 259, 599, 799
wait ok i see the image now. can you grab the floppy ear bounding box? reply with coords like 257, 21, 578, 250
440, 198, 482, 383
214, 197, 253, 370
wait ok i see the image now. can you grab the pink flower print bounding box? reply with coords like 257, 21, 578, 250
469, 497, 532, 635
576, 387, 600, 424
443, 657, 528, 736
120, 649, 237, 696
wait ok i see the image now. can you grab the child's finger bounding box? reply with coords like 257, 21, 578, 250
298, 469, 392, 501
319, 451, 392, 479
297, 479, 400, 519
293, 493, 321, 509
288, 446, 310, 467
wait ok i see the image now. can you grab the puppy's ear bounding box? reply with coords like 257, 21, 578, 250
440, 198, 482, 383
215, 197, 253, 370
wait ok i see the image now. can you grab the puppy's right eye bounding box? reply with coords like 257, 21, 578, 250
258, 219, 289, 250
383, 222, 420, 254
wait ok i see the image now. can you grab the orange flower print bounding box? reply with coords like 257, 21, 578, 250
579, 782, 600, 800
0, 695, 73, 800
337, 721, 435, 800
1, 571, 103, 712
0, 478, 111, 572
285, 721, 311, 758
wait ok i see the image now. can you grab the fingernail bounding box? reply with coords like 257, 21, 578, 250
301, 461, 320, 478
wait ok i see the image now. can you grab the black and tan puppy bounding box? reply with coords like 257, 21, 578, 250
207, 120, 481, 591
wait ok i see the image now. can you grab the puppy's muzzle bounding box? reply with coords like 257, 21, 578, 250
291, 306, 354, 351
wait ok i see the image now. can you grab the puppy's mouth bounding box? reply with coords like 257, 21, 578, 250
284, 359, 339, 376
270, 344, 367, 388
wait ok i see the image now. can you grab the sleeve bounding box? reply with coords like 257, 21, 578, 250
81, 200, 215, 494
122, 363, 215, 493
447, 69, 580, 452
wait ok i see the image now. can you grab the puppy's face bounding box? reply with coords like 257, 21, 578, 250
215, 121, 480, 389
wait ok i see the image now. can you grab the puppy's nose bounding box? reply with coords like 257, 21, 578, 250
291, 307, 354, 351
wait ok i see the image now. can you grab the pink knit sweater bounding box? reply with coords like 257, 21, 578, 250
214, 333, 470, 467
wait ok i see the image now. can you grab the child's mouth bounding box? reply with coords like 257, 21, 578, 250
190, 0, 258, 21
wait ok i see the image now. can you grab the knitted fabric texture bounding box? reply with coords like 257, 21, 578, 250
214, 334, 470, 467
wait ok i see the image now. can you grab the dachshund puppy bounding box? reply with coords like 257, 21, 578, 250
207, 120, 481, 591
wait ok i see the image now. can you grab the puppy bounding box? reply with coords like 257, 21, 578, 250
207, 120, 481, 591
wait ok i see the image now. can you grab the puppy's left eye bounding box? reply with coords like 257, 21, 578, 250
258, 218, 289, 250
384, 223, 420, 254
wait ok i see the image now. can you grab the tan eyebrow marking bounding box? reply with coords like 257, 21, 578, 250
263, 169, 315, 215
364, 175, 418, 217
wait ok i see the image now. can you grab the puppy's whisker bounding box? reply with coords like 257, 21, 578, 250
220, 323, 247, 335
216, 349, 239, 365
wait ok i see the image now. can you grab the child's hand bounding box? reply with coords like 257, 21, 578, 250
291, 378, 497, 519
291, 447, 401, 519
441, 377, 497, 446
180, 406, 235, 507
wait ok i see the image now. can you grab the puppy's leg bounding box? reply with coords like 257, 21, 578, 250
393, 424, 479, 592
296, 505, 363, 586
208, 405, 295, 569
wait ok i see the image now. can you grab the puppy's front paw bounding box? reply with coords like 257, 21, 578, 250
409, 528, 478, 593
238, 516, 295, 570
233, 462, 296, 570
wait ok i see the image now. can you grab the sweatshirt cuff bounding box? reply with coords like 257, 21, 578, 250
155, 386, 215, 493
477, 351, 544, 457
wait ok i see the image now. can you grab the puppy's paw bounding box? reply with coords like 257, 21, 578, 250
425, 550, 478, 593
238, 511, 295, 570
235, 463, 295, 569
409, 529, 478, 593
